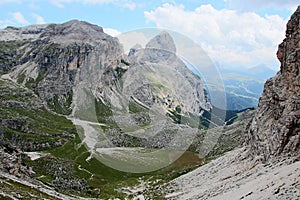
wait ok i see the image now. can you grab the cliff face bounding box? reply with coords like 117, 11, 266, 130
0, 20, 125, 115
0, 20, 210, 119
245, 6, 300, 161
126, 32, 211, 115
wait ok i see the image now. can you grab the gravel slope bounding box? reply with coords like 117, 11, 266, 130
165, 147, 300, 200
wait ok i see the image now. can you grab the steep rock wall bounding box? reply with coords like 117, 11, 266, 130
245, 6, 300, 161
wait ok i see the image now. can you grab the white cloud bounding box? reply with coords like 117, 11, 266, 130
103, 27, 121, 36
50, 0, 136, 10
32, 13, 45, 24
12, 12, 29, 25
144, 4, 287, 70
0, 19, 13, 28
50, 0, 71, 8
227, 0, 299, 11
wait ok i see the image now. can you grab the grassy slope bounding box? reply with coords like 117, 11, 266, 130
0, 78, 76, 151
0, 177, 60, 200
25, 131, 203, 199
0, 76, 244, 199
0, 78, 203, 198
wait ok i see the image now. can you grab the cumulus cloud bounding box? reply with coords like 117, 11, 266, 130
227, 0, 299, 11
32, 13, 46, 24
51, 0, 136, 10
12, 12, 29, 25
144, 4, 287, 69
103, 27, 121, 36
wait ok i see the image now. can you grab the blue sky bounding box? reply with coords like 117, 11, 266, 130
0, 0, 299, 70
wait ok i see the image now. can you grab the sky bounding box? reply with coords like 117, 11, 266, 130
0, 0, 299, 71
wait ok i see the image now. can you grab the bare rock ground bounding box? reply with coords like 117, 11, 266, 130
165, 148, 300, 200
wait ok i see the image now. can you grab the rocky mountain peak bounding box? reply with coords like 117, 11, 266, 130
135, 31, 177, 63
146, 31, 176, 53
286, 6, 300, 38
42, 20, 108, 44
0, 20, 110, 45
49, 20, 103, 34
0, 19, 124, 114
245, 6, 300, 162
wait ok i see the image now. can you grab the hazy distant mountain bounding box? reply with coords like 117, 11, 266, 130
217, 65, 277, 110
220, 64, 277, 80
189, 65, 275, 111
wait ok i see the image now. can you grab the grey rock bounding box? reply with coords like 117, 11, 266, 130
0, 146, 35, 178
146, 31, 176, 53
0, 20, 125, 115
144, 31, 177, 63
244, 6, 300, 161
41, 20, 105, 45
124, 32, 211, 116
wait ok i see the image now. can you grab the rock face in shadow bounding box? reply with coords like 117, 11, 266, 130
244, 6, 300, 161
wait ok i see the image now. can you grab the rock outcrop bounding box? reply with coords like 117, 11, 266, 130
0, 146, 35, 178
126, 31, 211, 115
0, 20, 211, 121
244, 6, 300, 161
143, 31, 177, 63
0, 20, 125, 115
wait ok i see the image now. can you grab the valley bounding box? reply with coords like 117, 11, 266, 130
0, 20, 247, 199
0, 5, 299, 200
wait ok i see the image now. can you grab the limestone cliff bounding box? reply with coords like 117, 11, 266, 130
0, 20, 125, 115
244, 6, 300, 161
126, 32, 211, 115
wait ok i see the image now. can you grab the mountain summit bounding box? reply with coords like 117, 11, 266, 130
41, 20, 107, 44
146, 31, 177, 53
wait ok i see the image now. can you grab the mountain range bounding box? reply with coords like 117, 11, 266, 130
0, 5, 299, 199
219, 65, 277, 110
0, 19, 231, 197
